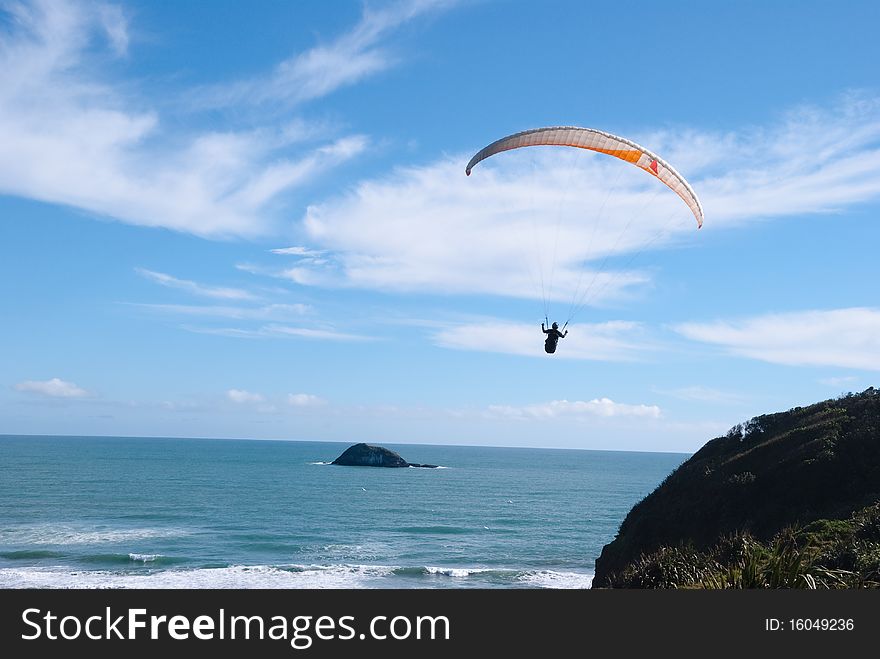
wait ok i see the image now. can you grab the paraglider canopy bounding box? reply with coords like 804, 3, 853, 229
465, 126, 703, 228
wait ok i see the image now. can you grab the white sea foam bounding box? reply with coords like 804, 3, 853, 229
128, 553, 162, 563
0, 564, 396, 589
517, 570, 594, 589
0, 524, 188, 546
0, 564, 594, 589
424, 566, 496, 578
315, 542, 391, 561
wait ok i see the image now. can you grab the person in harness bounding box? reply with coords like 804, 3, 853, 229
542, 321, 568, 354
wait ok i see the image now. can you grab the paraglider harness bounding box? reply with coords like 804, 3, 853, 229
542, 319, 567, 354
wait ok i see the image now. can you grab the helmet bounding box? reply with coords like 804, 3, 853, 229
551, 322, 558, 329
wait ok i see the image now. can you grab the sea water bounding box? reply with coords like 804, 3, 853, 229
0, 436, 686, 588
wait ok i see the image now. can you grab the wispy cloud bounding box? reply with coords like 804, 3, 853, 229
298, 155, 658, 302
288, 393, 326, 407
14, 377, 89, 398
96, 3, 129, 56
0, 0, 398, 238
678, 93, 880, 226
675, 307, 880, 370
431, 319, 652, 361
192, 0, 459, 110
263, 324, 376, 342
818, 375, 859, 387
485, 398, 662, 420
656, 385, 746, 404
182, 323, 375, 342
131, 303, 311, 321
136, 268, 256, 301
226, 389, 326, 412
270, 246, 327, 257
226, 389, 263, 404
292, 95, 880, 303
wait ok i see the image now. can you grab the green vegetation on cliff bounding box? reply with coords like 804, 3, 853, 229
604, 502, 880, 588
592, 388, 880, 588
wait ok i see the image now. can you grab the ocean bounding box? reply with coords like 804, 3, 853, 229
0, 436, 686, 589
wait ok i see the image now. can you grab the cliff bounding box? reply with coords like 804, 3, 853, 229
592, 387, 880, 588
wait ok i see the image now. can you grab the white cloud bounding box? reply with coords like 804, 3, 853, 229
293, 95, 880, 304
485, 398, 662, 420
225, 390, 326, 412
299, 154, 657, 303
263, 324, 376, 342
14, 377, 88, 398
684, 94, 880, 226
193, 0, 459, 110
96, 3, 129, 56
226, 389, 264, 404
287, 393, 326, 407
270, 246, 326, 257
657, 385, 745, 404
136, 268, 256, 301
675, 307, 880, 370
431, 319, 651, 361
131, 302, 311, 321
0, 1, 381, 238
182, 324, 374, 342
818, 375, 859, 387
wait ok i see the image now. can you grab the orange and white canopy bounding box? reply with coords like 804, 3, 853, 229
466, 126, 703, 228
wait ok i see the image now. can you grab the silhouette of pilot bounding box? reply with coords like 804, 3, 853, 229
542, 321, 568, 354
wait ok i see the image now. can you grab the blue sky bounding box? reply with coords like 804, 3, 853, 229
2, 0, 879, 452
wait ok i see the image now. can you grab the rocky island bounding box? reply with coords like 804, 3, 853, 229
592, 387, 880, 588
331, 443, 438, 468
